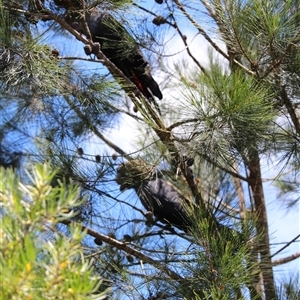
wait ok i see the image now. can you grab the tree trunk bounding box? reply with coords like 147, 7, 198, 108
247, 148, 276, 300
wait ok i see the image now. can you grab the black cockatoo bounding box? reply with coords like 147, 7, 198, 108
115, 160, 237, 239
86, 11, 163, 101
54, 0, 163, 101
116, 160, 192, 231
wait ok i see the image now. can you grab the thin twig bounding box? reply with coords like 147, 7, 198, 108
270, 234, 300, 258
63, 93, 130, 159
174, 0, 228, 60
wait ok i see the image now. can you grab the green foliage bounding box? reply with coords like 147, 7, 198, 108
177, 56, 275, 161
0, 164, 109, 300
180, 215, 256, 300
276, 275, 300, 300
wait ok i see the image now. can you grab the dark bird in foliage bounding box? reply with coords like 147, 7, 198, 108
116, 160, 192, 231
86, 11, 163, 101
115, 160, 238, 240
54, 0, 163, 101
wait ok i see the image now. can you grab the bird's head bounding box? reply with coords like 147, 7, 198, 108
115, 160, 156, 191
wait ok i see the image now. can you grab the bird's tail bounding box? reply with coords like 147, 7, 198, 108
143, 73, 163, 100
131, 71, 163, 101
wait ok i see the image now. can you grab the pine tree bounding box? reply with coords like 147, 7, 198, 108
0, 0, 299, 299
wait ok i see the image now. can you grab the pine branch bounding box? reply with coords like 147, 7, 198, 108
272, 251, 300, 266
280, 85, 300, 136
62, 220, 184, 282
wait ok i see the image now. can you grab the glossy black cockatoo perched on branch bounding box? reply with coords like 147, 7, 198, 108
115, 160, 237, 239
116, 160, 193, 231
54, 0, 163, 101
86, 11, 163, 101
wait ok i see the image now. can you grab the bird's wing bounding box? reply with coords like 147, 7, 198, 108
138, 178, 193, 229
